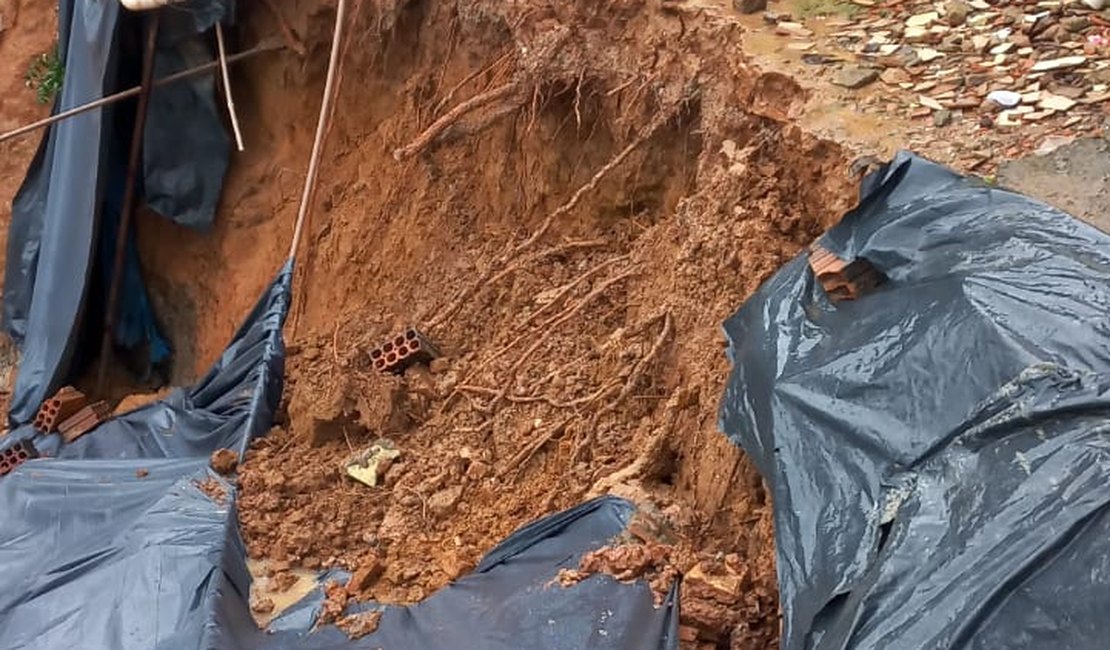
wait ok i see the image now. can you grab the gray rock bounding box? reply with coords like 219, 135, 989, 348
1061, 16, 1090, 33
933, 109, 954, 127
832, 66, 879, 89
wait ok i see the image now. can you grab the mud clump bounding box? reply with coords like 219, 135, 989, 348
336, 610, 383, 640
210, 448, 240, 475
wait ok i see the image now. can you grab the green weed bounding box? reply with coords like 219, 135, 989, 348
25, 45, 64, 105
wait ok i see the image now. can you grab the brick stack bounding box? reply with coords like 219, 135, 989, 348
32, 386, 88, 434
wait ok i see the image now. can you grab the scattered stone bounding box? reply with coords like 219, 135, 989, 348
904, 26, 930, 41
1031, 55, 1087, 72
944, 1, 970, 27
1062, 16, 1090, 33
919, 95, 946, 111
986, 90, 1022, 108
916, 47, 943, 62
1011, 33, 1031, 48
776, 22, 814, 38
833, 66, 879, 89
933, 109, 954, 127
996, 110, 1022, 127
880, 68, 911, 85
1039, 93, 1078, 111
210, 448, 239, 475
732, 0, 767, 14
906, 11, 939, 28
336, 610, 382, 640
428, 485, 464, 516
990, 42, 1014, 55
136, 468, 149, 479
1048, 83, 1087, 100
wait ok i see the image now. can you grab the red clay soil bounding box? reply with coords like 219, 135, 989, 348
0, 0, 863, 647
223, 1, 859, 647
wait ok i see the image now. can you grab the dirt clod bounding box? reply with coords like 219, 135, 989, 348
348, 555, 386, 593
194, 478, 228, 505
270, 571, 298, 593
250, 594, 275, 615
336, 610, 383, 640
210, 448, 240, 475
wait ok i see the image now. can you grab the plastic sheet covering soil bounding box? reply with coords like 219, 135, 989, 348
720, 151, 1110, 650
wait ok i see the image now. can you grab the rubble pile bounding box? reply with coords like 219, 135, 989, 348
761, 0, 1110, 169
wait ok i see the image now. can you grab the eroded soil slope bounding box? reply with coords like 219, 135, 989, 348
212, 1, 860, 647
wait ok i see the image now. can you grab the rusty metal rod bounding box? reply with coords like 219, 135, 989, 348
96, 12, 161, 393
0, 40, 283, 146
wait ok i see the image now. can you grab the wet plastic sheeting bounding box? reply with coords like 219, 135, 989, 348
0, 263, 674, 649
262, 497, 678, 650
4, 0, 234, 425
5, 0, 122, 423
720, 151, 1110, 650
144, 7, 232, 229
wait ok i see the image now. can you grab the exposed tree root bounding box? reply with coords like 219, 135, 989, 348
393, 82, 522, 161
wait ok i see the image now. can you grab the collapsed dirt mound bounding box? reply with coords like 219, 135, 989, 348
131, 0, 863, 646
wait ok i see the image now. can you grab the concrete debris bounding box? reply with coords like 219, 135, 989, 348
344, 439, 401, 487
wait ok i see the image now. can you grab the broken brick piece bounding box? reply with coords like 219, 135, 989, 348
808, 244, 885, 302
33, 386, 90, 434
58, 401, 111, 443
368, 327, 441, 375
0, 440, 39, 477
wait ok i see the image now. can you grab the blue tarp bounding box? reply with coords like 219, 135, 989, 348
720, 151, 1110, 650
0, 263, 678, 649
4, 0, 234, 424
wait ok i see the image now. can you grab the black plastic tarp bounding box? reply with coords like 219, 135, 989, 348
4, 0, 233, 424
0, 261, 676, 649
720, 151, 1110, 650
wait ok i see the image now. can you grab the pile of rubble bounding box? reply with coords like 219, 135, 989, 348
760, 0, 1110, 169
